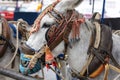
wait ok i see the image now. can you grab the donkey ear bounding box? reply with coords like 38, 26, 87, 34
74, 0, 83, 7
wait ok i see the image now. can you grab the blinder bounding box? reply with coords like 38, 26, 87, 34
45, 25, 57, 42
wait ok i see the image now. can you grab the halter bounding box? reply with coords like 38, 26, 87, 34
22, 9, 84, 54
21, 9, 85, 75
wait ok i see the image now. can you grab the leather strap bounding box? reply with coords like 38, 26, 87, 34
103, 63, 109, 80
93, 22, 101, 48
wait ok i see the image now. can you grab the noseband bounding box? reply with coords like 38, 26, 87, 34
21, 43, 35, 55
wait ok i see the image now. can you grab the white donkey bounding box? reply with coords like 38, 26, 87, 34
21, 0, 120, 80
23, 0, 83, 80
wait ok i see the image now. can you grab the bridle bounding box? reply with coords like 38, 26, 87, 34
21, 9, 84, 55
21, 10, 85, 75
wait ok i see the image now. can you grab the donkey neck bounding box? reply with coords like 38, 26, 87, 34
67, 20, 93, 73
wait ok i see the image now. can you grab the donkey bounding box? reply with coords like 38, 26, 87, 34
0, 16, 30, 80
21, 0, 120, 80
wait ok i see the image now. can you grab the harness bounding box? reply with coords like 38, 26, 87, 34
21, 9, 84, 79
21, 7, 120, 80
113, 30, 120, 36
0, 16, 15, 58
71, 18, 120, 80
79, 22, 112, 78
45, 10, 120, 79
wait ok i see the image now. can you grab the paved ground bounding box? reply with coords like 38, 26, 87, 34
0, 65, 57, 80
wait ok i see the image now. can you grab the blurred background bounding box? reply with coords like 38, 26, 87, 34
0, 0, 120, 29
0, 0, 43, 24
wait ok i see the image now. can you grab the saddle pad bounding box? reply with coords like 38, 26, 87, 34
84, 24, 112, 78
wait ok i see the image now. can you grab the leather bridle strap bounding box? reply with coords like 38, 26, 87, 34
47, 10, 75, 50
48, 9, 63, 24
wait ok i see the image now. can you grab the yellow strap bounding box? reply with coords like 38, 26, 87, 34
103, 64, 120, 80
0, 22, 2, 35
80, 54, 94, 76
93, 22, 101, 48
24, 54, 33, 59
103, 64, 109, 80
109, 64, 120, 73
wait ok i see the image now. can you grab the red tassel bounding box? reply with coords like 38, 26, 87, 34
46, 64, 50, 71
52, 61, 57, 67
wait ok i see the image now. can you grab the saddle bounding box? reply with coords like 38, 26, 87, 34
0, 16, 10, 58
85, 24, 113, 78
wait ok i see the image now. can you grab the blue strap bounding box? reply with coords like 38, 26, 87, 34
92, 0, 95, 13
101, 0, 106, 23
9, 23, 22, 39
55, 66, 61, 80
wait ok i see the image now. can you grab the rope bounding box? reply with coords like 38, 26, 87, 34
109, 64, 120, 73
114, 74, 120, 80
103, 63, 109, 80
30, 0, 60, 34
5, 21, 20, 68
0, 21, 2, 35
8, 21, 17, 24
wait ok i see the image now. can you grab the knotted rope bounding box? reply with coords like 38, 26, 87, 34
30, 0, 61, 34
5, 21, 20, 68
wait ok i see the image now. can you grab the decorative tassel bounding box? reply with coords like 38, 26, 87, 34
71, 18, 85, 40
46, 64, 50, 71
45, 45, 54, 63
46, 61, 58, 71
52, 61, 57, 67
